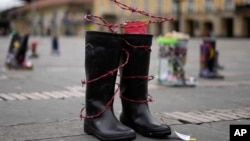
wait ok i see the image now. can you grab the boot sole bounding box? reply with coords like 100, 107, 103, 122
121, 119, 171, 138
84, 125, 136, 141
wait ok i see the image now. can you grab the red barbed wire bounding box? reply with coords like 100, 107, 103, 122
81, 0, 173, 119
84, 14, 149, 33
120, 94, 154, 103
121, 38, 151, 51
81, 48, 130, 85
84, 0, 174, 33
121, 75, 154, 81
110, 0, 174, 23
80, 83, 120, 120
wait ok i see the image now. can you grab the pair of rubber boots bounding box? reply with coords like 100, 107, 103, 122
5, 34, 33, 70
199, 38, 224, 79
84, 31, 171, 141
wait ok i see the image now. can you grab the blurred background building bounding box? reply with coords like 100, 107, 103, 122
1, 0, 92, 36
0, 0, 250, 37
93, 0, 250, 37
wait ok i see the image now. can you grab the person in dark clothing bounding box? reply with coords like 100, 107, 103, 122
51, 34, 60, 55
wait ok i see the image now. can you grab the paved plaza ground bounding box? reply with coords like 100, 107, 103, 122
0, 36, 250, 141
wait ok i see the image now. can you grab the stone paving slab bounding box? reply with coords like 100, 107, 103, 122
1, 118, 241, 141
163, 106, 250, 124
0, 116, 182, 141
2, 80, 250, 102
0, 93, 17, 101
0, 120, 83, 141
8, 93, 28, 100
1, 38, 250, 141
0, 86, 86, 101
3, 106, 244, 141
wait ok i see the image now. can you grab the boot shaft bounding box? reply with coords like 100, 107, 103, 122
84, 31, 137, 140
119, 34, 172, 138
120, 34, 153, 100
85, 31, 122, 115
85, 31, 122, 80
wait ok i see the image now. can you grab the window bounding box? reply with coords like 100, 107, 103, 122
188, 0, 194, 12
157, 0, 163, 14
205, 0, 213, 12
144, 0, 149, 12
109, 1, 114, 13
38, 14, 44, 27
225, 0, 234, 10
172, 0, 178, 13
51, 11, 57, 26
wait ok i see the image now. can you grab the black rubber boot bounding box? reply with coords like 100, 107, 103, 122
15, 34, 29, 65
5, 32, 21, 69
84, 31, 136, 141
119, 34, 171, 138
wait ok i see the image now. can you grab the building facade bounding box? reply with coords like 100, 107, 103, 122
11, 0, 92, 36
92, 0, 250, 37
